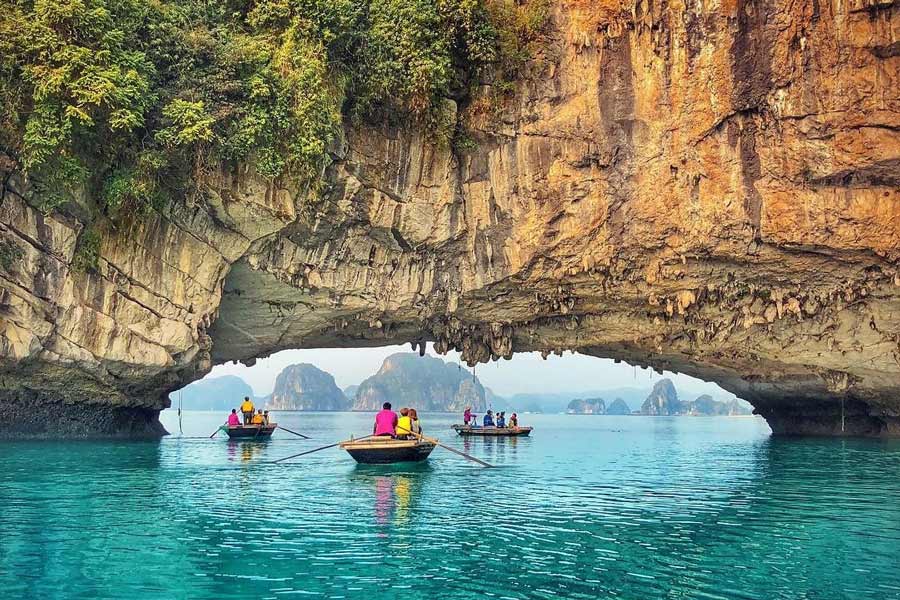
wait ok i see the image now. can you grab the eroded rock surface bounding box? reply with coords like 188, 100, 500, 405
354, 353, 487, 412
641, 380, 681, 416
270, 364, 348, 411
1, 1, 898, 437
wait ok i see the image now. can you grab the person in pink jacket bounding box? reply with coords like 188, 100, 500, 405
373, 402, 398, 437
227, 409, 241, 427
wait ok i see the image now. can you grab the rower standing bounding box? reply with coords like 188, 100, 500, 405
240, 397, 255, 425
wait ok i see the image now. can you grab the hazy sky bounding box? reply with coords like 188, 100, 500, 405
208, 343, 733, 399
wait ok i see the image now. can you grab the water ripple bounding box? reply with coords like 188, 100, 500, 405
2, 412, 900, 599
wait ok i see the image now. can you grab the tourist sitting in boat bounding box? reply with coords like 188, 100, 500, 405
263, 410, 270, 425
227, 409, 241, 427
240, 397, 255, 425
496, 412, 506, 427
483, 411, 495, 427
509, 413, 518, 428
463, 407, 472, 425
251, 409, 265, 425
374, 402, 398, 437
409, 408, 422, 435
396, 408, 415, 439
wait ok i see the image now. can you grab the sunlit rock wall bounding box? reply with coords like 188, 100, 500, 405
1, 0, 898, 436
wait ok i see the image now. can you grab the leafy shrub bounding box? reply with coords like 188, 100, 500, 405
0, 238, 24, 272
0, 0, 550, 221
71, 228, 102, 273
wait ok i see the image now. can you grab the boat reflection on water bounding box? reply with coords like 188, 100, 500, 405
348, 465, 431, 535
226, 440, 265, 463
373, 475, 413, 528
463, 434, 525, 462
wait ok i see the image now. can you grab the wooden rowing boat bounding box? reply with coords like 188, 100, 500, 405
224, 424, 276, 439
340, 436, 436, 464
452, 425, 533, 437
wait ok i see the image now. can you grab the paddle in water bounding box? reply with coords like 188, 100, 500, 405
271, 434, 376, 464
409, 431, 494, 468
277, 425, 310, 439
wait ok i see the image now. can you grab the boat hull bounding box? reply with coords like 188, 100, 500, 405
224, 424, 276, 439
452, 425, 532, 437
340, 437, 436, 464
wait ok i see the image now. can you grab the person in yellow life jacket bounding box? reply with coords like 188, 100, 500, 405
251, 409, 265, 425
396, 408, 413, 439
240, 397, 254, 425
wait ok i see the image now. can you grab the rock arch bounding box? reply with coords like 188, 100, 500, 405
1, 0, 898, 437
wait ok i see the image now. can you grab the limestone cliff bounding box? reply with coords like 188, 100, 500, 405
606, 398, 631, 416
1, 1, 899, 437
684, 394, 751, 416
353, 353, 486, 412
641, 379, 681, 415
567, 397, 607, 414
269, 364, 348, 411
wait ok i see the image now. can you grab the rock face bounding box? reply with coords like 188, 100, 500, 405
269, 364, 348, 411
170, 375, 254, 411
606, 398, 631, 416
641, 379, 681, 416
1, 1, 899, 437
683, 394, 752, 416
567, 397, 606, 414
685, 394, 727, 416
354, 353, 486, 412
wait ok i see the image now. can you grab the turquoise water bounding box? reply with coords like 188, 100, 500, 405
2, 411, 900, 599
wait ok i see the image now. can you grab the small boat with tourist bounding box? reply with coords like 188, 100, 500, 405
272, 402, 492, 468
452, 425, 533, 437
340, 436, 437, 464
224, 423, 277, 439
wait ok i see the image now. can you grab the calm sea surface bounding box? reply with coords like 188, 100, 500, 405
2, 411, 900, 599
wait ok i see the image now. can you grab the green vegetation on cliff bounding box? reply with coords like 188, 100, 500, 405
0, 0, 550, 217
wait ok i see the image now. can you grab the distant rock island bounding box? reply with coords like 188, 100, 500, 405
269, 364, 348, 411
639, 379, 751, 416
641, 379, 682, 416
565, 380, 751, 416
353, 353, 486, 412
606, 398, 631, 415
173, 366, 751, 417
169, 375, 256, 411
566, 398, 606, 414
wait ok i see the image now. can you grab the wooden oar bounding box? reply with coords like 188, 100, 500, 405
209, 425, 224, 439
277, 425, 310, 439
407, 430, 494, 468
271, 434, 375, 464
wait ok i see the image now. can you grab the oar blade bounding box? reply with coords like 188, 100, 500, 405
270, 434, 375, 464
277, 426, 311, 440
413, 432, 494, 468
436, 441, 495, 468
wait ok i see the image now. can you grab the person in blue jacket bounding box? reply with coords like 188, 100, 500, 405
496, 412, 506, 428
483, 410, 495, 427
